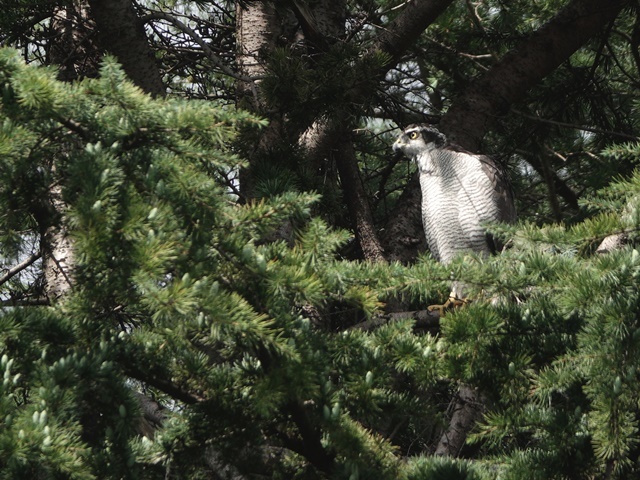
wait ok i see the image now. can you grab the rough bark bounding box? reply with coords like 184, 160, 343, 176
235, 2, 294, 200
87, 0, 165, 97
380, 173, 427, 263
43, 1, 102, 301
235, 1, 281, 110
42, 215, 75, 301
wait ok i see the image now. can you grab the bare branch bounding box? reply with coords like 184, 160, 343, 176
512, 109, 639, 142
141, 11, 253, 83
0, 252, 41, 287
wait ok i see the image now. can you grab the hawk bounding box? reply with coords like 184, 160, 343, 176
393, 124, 516, 304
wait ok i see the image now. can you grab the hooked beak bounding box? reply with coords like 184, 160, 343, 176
392, 139, 406, 158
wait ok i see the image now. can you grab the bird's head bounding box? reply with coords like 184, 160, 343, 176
392, 124, 447, 159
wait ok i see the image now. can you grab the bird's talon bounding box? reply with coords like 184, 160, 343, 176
427, 304, 447, 316
444, 296, 469, 309
428, 297, 469, 316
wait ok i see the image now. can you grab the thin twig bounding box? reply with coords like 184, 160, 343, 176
0, 252, 41, 286
512, 109, 639, 141
141, 11, 253, 83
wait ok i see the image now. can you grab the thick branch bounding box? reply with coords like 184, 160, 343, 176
434, 385, 483, 456
285, 402, 336, 475
440, 0, 630, 150
371, 0, 456, 69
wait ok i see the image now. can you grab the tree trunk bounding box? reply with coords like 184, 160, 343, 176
45, 0, 164, 299
235, 1, 281, 111
42, 211, 74, 301
235, 1, 292, 200
381, 173, 427, 264
43, 1, 103, 301
87, 0, 165, 96
334, 133, 386, 261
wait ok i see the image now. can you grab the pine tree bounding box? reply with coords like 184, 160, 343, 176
0, 49, 443, 479
2, 0, 640, 478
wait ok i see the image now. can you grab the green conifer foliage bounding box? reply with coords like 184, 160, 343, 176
3, 45, 640, 479
0, 49, 444, 478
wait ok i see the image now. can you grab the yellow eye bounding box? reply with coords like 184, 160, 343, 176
408, 131, 419, 140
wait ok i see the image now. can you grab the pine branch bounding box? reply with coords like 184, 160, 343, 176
370, 0, 456, 69
123, 365, 204, 405
440, 0, 631, 150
